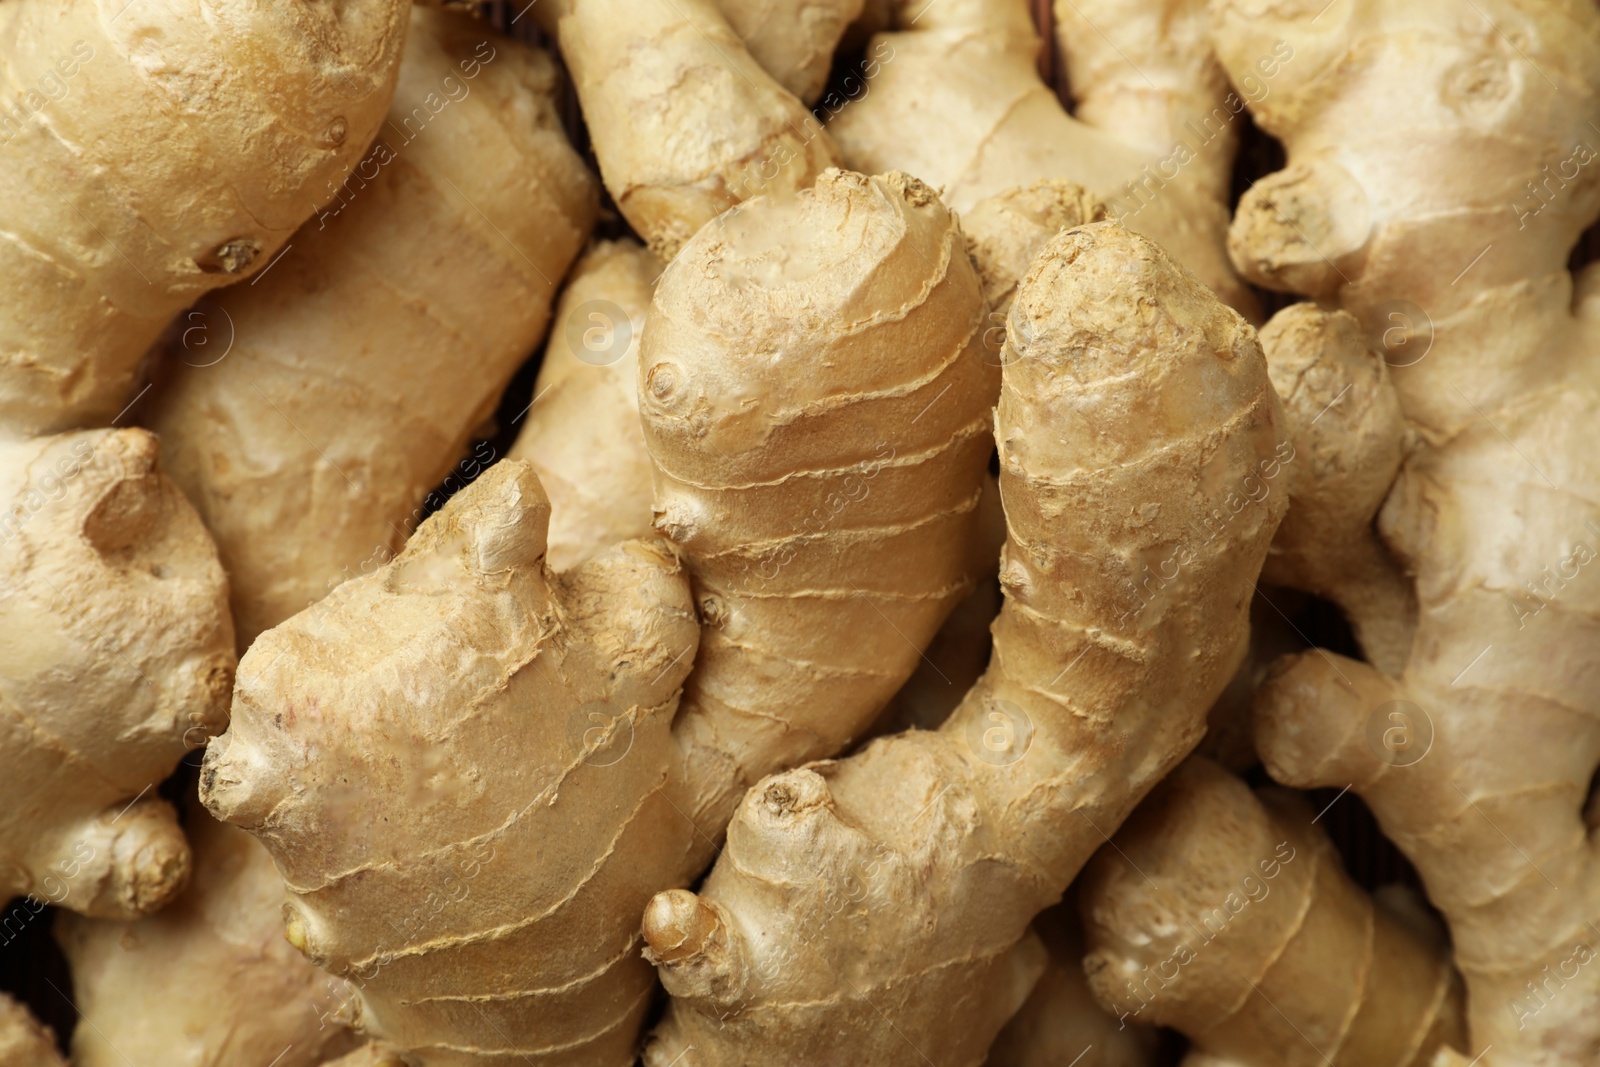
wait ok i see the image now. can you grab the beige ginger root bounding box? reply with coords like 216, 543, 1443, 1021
642, 167, 999, 844
145, 6, 596, 647
1210, 0, 1600, 1060
987, 900, 1160, 1067
0, 428, 233, 918
0, 0, 409, 437
1081, 756, 1465, 1066
202, 169, 995, 1064
828, 0, 1257, 314
0, 993, 66, 1067
536, 0, 840, 259
642, 221, 1287, 1065
718, 0, 866, 104
1256, 305, 1415, 675
57, 803, 363, 1067
509, 239, 662, 572
202, 462, 701, 1065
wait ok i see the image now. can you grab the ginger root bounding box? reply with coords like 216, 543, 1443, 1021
987, 900, 1160, 1067
0, 993, 66, 1067
509, 239, 662, 573
642, 168, 999, 845
829, 0, 1256, 314
146, 6, 596, 647
1081, 756, 1465, 1066
1211, 0, 1600, 1060
719, 0, 866, 103
537, 0, 840, 259
643, 221, 1287, 1065
0, 428, 233, 918
0, 0, 409, 436
57, 803, 362, 1067
202, 461, 700, 1065
203, 167, 995, 1064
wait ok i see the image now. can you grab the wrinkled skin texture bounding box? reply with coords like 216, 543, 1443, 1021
0, 427, 233, 918
1081, 757, 1465, 1066
0, 0, 409, 436
829, 0, 1257, 316
510, 239, 661, 573
537, 0, 839, 260
147, 7, 596, 648
203, 462, 701, 1066
643, 169, 1000, 847
1212, 1, 1600, 1062
642, 223, 1287, 1067
718, 0, 865, 103
58, 805, 363, 1067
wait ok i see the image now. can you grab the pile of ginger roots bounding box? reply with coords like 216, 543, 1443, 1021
4, 0, 1600, 1064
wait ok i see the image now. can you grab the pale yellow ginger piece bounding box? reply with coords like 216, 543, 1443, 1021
202, 461, 700, 1066
509, 239, 662, 572
535, 0, 840, 260
1081, 757, 1466, 1066
202, 170, 994, 1065
0, 993, 66, 1067
0, 427, 233, 918
145, 7, 596, 649
1209, 1, 1600, 1061
828, 0, 1257, 314
1257, 305, 1414, 675
642, 222, 1287, 1066
987, 902, 1160, 1067
719, 0, 866, 103
643, 168, 999, 844
0, 0, 409, 437
58, 804, 363, 1067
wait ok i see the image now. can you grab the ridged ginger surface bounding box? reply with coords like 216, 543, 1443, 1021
146, 7, 596, 647
642, 221, 1288, 1066
1211, 0, 1600, 1061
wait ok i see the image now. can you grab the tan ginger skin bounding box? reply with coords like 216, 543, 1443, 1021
0, 993, 66, 1067
57, 805, 364, 1067
202, 462, 700, 1066
0, 0, 409, 437
1081, 757, 1466, 1066
987, 898, 1160, 1067
1206, 0, 1600, 1062
718, 0, 866, 104
0, 0, 415, 921
828, 0, 1258, 315
643, 169, 998, 843
0, 428, 234, 918
535, 0, 841, 260
146, 6, 596, 649
1256, 305, 1415, 676
202, 170, 998, 1065
641, 221, 1288, 1067
510, 240, 662, 573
